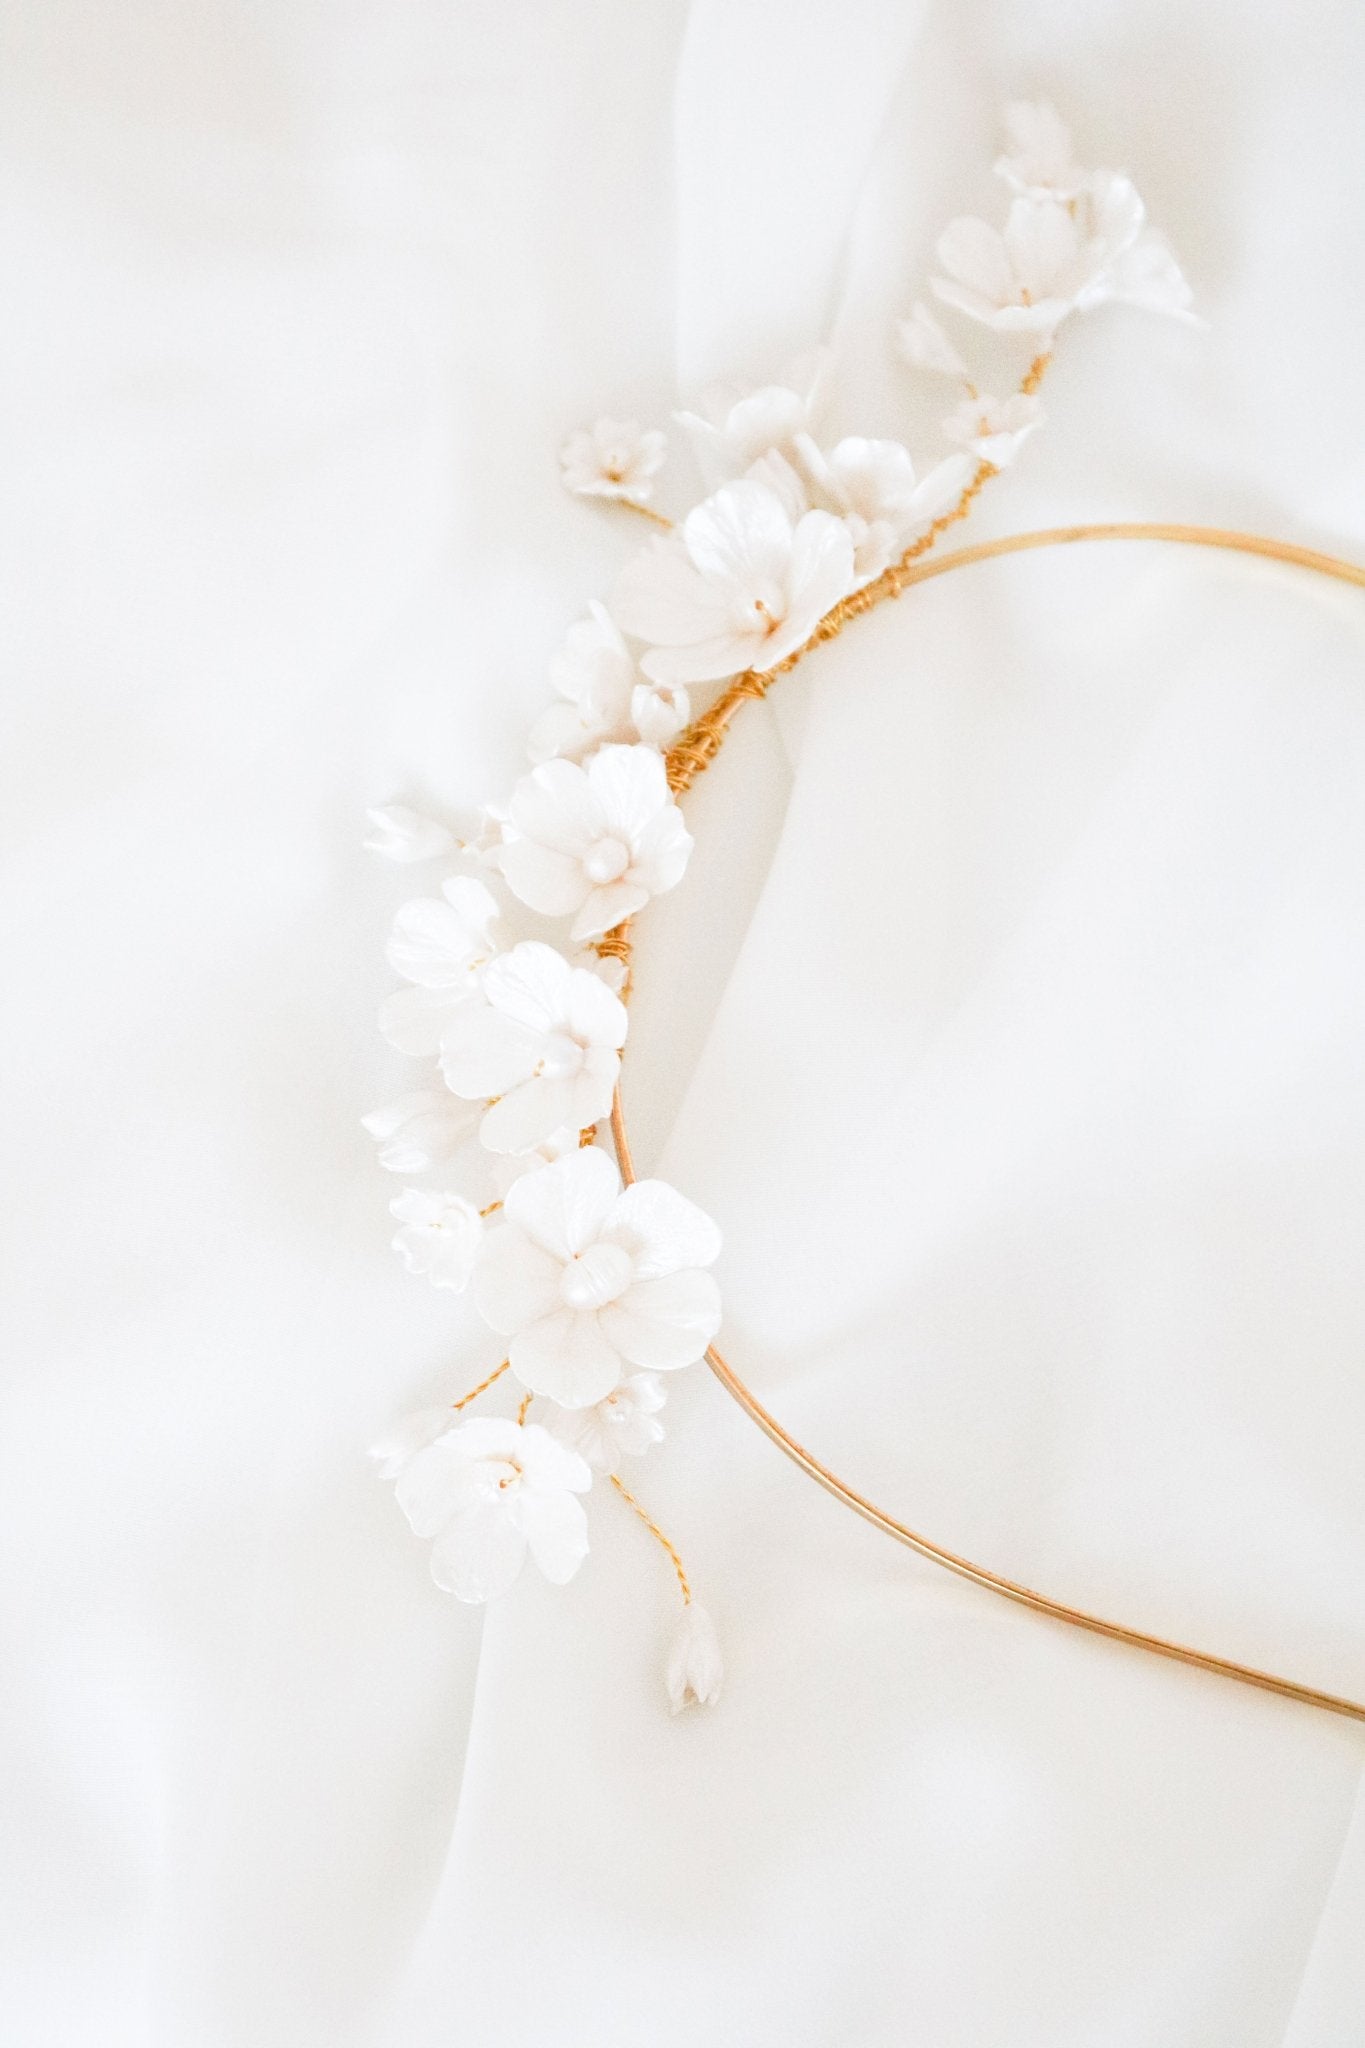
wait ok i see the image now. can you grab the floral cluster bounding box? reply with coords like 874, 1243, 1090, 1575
366, 103, 1192, 1711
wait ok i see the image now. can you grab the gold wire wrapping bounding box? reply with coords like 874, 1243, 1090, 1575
609, 519, 1365, 1726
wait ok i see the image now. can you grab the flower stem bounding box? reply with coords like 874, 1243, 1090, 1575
620, 498, 673, 531
610, 1472, 692, 1604
451, 1358, 512, 1412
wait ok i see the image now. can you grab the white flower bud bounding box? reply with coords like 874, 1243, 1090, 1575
665, 1601, 723, 1712
363, 804, 457, 863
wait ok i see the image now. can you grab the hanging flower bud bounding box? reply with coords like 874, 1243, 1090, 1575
665, 1602, 723, 1712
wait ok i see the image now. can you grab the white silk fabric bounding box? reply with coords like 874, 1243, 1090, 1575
3, 3, 1365, 2043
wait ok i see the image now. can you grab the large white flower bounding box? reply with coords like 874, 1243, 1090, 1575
559, 417, 667, 502
942, 391, 1043, 470
803, 439, 974, 583
473, 1147, 722, 1408
675, 349, 829, 485
528, 603, 689, 765
544, 1372, 666, 1475
439, 940, 628, 1153
994, 100, 1089, 201
362, 1089, 479, 1173
498, 744, 693, 941
612, 478, 855, 686
393, 1416, 591, 1602
381, 874, 501, 1056
389, 1187, 484, 1291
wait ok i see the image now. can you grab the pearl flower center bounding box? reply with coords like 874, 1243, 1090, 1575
584, 836, 630, 884
559, 1241, 634, 1311
537, 1031, 584, 1081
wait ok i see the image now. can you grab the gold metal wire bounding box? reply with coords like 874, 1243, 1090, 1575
610, 519, 1365, 1725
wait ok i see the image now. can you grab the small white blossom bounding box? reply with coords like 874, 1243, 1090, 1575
545, 1372, 666, 1474
666, 1602, 723, 1711
676, 349, 829, 486
393, 1416, 592, 1603
363, 804, 457, 863
803, 439, 973, 583
559, 418, 667, 503
994, 100, 1089, 201
362, 1089, 480, 1173
498, 744, 693, 942
612, 478, 855, 686
942, 391, 1043, 469
473, 1146, 721, 1408
528, 603, 688, 764
933, 173, 1189, 335
389, 1188, 484, 1292
439, 939, 628, 1153
895, 301, 967, 379
381, 875, 502, 1056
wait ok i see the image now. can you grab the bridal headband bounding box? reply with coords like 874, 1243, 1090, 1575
365, 103, 1365, 1720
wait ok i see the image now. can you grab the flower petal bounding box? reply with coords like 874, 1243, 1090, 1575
394, 1436, 469, 1539
439, 1002, 542, 1099
497, 837, 588, 917
607, 1179, 721, 1277
584, 743, 669, 844
503, 1145, 621, 1259
474, 1222, 565, 1330
599, 1270, 722, 1370
479, 1075, 580, 1155
509, 758, 600, 857
612, 537, 735, 649
513, 1486, 590, 1584
429, 1502, 527, 1603
511, 1307, 624, 1407
570, 877, 651, 943
683, 478, 794, 589
563, 963, 629, 1049
480, 941, 573, 1034
363, 805, 457, 863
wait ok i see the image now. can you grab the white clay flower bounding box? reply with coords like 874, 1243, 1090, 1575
544, 1372, 667, 1474
666, 1602, 723, 1711
675, 349, 829, 486
439, 939, 628, 1153
393, 1416, 592, 1602
362, 1089, 480, 1173
363, 804, 457, 863
612, 478, 855, 686
933, 196, 1104, 332
934, 173, 1189, 334
942, 391, 1043, 469
994, 100, 1089, 201
528, 603, 689, 764
498, 744, 693, 941
473, 1146, 722, 1408
381, 874, 502, 1056
559, 417, 667, 503
803, 439, 973, 583
389, 1188, 485, 1291
896, 301, 968, 379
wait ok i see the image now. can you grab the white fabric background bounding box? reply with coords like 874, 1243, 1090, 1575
3, 3, 1364, 2044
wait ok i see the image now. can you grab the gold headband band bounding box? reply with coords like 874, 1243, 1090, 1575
610, 520, 1365, 1725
